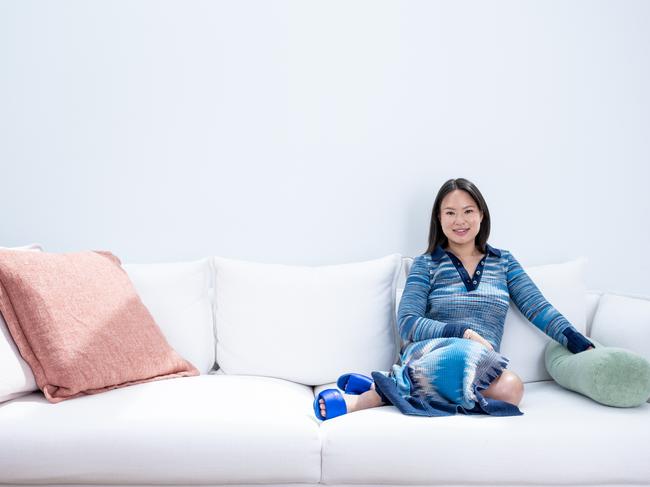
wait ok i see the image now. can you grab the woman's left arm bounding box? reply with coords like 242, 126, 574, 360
505, 251, 595, 354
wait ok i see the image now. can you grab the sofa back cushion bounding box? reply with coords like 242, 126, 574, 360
0, 249, 199, 403
122, 259, 215, 374
213, 254, 402, 385
585, 291, 602, 337
590, 293, 650, 363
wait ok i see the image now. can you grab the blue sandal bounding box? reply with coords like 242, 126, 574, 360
313, 389, 347, 421
337, 373, 374, 395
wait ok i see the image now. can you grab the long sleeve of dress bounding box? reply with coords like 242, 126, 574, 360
505, 251, 594, 353
397, 255, 468, 344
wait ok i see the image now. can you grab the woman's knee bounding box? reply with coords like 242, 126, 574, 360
503, 371, 524, 405
484, 370, 524, 406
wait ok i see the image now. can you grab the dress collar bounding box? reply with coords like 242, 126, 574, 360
430, 243, 501, 262
485, 243, 502, 257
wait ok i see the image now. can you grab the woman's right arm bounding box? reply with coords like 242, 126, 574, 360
397, 255, 469, 344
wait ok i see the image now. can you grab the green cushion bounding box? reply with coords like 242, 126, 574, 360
545, 339, 650, 407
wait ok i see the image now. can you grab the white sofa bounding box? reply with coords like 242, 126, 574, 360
1, 253, 649, 487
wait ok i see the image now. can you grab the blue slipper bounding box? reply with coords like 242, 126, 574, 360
313, 389, 347, 421
337, 373, 374, 395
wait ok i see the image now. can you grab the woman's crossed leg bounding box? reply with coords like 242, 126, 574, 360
318, 369, 524, 419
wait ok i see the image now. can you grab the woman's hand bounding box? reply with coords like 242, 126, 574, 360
463, 329, 494, 351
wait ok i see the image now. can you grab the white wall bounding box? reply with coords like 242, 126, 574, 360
1, 0, 648, 297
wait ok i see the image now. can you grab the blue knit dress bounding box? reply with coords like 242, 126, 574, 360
371, 244, 594, 417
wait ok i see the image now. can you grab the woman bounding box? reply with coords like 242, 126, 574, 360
314, 177, 594, 420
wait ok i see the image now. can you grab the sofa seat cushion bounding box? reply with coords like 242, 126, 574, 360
318, 380, 650, 485
0, 375, 321, 485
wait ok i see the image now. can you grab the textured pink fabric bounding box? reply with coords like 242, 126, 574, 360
0, 249, 199, 403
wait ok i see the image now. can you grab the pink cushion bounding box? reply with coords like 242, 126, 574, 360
0, 249, 199, 403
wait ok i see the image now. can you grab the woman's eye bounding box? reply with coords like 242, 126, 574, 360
446, 212, 454, 216
465, 209, 473, 214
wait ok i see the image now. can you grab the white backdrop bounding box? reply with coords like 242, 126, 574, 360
1, 1, 648, 297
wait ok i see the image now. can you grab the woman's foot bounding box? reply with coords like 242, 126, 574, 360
318, 383, 384, 419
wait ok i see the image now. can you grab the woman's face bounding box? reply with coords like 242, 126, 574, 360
439, 189, 483, 248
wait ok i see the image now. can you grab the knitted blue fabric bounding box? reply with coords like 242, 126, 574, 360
371, 243, 594, 417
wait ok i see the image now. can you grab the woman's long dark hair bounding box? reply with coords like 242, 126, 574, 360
425, 178, 491, 255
